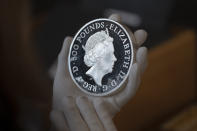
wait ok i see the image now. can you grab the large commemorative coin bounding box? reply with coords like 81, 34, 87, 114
68, 18, 133, 96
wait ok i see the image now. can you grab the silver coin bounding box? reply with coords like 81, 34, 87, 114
68, 18, 133, 96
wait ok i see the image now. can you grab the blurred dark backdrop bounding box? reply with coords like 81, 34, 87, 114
32, 0, 197, 68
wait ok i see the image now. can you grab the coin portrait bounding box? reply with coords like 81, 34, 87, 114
68, 19, 133, 96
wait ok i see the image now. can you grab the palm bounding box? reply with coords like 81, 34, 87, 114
53, 35, 146, 114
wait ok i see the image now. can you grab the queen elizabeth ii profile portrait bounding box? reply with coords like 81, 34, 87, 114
83, 28, 117, 86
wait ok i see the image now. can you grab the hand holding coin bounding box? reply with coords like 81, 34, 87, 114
51, 14, 148, 131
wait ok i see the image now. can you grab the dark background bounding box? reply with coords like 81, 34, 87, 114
33, 0, 197, 68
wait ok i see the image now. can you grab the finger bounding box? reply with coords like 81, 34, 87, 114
76, 96, 105, 131
115, 63, 140, 108
134, 29, 147, 47
123, 27, 147, 50
123, 25, 136, 46
108, 13, 134, 47
50, 110, 70, 131
108, 14, 136, 46
136, 47, 148, 74
108, 14, 121, 23
57, 36, 73, 76
93, 98, 118, 131
62, 96, 88, 131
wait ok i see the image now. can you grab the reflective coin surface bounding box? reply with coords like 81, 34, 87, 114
68, 18, 133, 96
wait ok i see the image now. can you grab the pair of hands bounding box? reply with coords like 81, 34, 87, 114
50, 14, 148, 131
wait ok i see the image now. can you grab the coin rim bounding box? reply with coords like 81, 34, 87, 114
68, 18, 134, 96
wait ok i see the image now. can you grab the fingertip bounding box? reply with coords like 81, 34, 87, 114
141, 46, 148, 53
64, 36, 73, 44
62, 36, 73, 51
62, 36, 72, 51
137, 47, 148, 59
108, 14, 121, 23
58, 36, 73, 60
57, 36, 73, 76
134, 29, 147, 46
